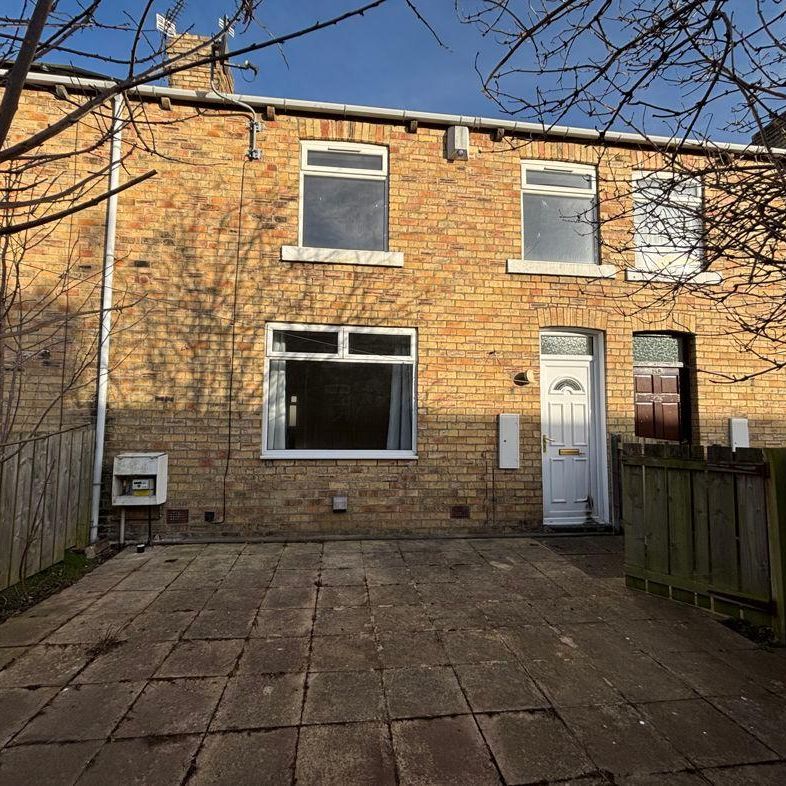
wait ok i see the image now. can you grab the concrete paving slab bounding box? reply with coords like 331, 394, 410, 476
14, 681, 144, 743
443, 630, 512, 663
652, 649, 768, 698
0, 616, 65, 647
708, 693, 786, 757
314, 606, 372, 636
317, 585, 369, 608
154, 639, 243, 678
365, 567, 411, 585
270, 568, 319, 587
237, 637, 309, 674
75, 735, 201, 786
74, 640, 175, 684
701, 762, 786, 784
296, 722, 395, 786
320, 568, 365, 586
426, 604, 490, 630
713, 648, 786, 695
0, 687, 58, 746
392, 716, 500, 786
637, 698, 778, 768
378, 631, 447, 668
477, 710, 596, 784
373, 604, 433, 633
384, 665, 469, 719
303, 670, 384, 724
252, 607, 314, 638
0, 647, 25, 670
0, 740, 102, 786
261, 587, 316, 610
115, 677, 225, 737
526, 655, 625, 707
120, 610, 197, 642
310, 634, 380, 671
211, 673, 305, 730
455, 662, 547, 713
191, 728, 297, 785
146, 589, 213, 612
559, 703, 690, 777
0, 644, 91, 687
367, 583, 420, 606
184, 608, 256, 640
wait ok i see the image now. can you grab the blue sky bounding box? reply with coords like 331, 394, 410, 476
16, 0, 763, 141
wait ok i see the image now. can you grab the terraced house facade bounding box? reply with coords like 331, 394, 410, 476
7, 46, 786, 541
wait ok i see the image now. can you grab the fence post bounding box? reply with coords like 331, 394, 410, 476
764, 448, 786, 642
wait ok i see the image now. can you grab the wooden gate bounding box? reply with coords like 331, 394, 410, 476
622, 443, 775, 627
0, 425, 95, 591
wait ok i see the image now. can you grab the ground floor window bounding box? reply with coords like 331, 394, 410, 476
263, 323, 416, 458
633, 332, 693, 442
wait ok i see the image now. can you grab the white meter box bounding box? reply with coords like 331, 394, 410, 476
112, 452, 168, 506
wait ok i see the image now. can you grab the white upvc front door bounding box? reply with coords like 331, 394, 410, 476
541, 358, 594, 525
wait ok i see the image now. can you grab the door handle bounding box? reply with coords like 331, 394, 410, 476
542, 434, 554, 453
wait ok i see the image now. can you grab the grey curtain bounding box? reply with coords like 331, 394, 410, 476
386, 364, 413, 450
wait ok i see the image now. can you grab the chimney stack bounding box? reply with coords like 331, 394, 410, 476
165, 34, 234, 93
752, 114, 786, 149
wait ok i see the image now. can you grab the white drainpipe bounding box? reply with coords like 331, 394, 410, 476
90, 93, 123, 544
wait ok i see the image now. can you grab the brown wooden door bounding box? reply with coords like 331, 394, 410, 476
634, 366, 684, 441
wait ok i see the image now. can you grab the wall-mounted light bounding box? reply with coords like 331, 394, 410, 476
513, 371, 532, 387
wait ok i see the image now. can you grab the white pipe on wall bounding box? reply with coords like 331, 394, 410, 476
89, 93, 123, 544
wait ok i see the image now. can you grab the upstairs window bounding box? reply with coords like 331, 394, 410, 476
264, 323, 416, 459
633, 172, 703, 278
300, 142, 388, 252
521, 161, 598, 265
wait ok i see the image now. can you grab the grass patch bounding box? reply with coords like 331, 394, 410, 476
0, 548, 115, 624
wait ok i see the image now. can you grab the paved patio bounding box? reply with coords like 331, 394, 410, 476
0, 535, 784, 785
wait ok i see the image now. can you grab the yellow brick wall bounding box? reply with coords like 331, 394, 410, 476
7, 86, 786, 537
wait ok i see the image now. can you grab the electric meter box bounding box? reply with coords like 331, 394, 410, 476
112, 452, 168, 506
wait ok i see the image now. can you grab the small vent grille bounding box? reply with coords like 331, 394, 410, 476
450, 505, 470, 519
166, 508, 189, 524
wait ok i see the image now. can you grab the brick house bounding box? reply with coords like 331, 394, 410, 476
6, 46, 786, 541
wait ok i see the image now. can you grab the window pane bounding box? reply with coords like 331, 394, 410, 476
633, 334, 683, 365
348, 332, 411, 356
307, 150, 384, 171
523, 194, 597, 264
303, 175, 386, 251
526, 169, 592, 189
272, 329, 338, 354
275, 360, 412, 451
540, 334, 593, 355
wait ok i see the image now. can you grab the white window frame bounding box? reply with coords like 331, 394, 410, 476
261, 322, 417, 460
508, 160, 616, 278
281, 141, 404, 268
629, 170, 718, 284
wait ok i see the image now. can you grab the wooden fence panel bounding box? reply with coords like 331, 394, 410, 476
708, 471, 739, 593
8, 441, 34, 589
644, 466, 669, 574
622, 443, 773, 629
692, 471, 711, 582
667, 468, 693, 580
0, 425, 95, 592
622, 462, 645, 569
0, 451, 18, 590
737, 474, 770, 599
24, 439, 46, 578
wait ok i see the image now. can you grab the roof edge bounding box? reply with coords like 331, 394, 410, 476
8, 68, 786, 157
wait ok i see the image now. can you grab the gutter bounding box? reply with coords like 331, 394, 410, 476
89, 92, 123, 544
9, 68, 786, 158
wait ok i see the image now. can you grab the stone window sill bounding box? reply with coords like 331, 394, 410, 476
282, 245, 404, 268
625, 268, 722, 285
506, 260, 617, 278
